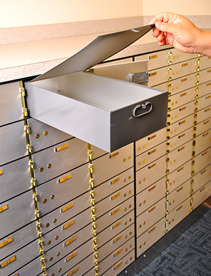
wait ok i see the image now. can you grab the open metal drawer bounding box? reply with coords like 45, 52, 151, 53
25, 25, 168, 152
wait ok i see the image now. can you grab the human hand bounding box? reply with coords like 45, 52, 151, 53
150, 12, 203, 54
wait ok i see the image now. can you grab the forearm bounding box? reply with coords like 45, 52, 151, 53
196, 30, 211, 57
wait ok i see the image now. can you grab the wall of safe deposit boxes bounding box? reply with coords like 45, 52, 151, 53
0, 48, 210, 276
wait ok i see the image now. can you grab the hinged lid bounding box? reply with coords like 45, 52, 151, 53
33, 24, 154, 82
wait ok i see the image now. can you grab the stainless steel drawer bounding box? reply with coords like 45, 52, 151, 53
0, 121, 28, 165
193, 164, 211, 192
136, 218, 165, 257
168, 141, 192, 172
192, 182, 211, 210
0, 156, 31, 203
195, 148, 211, 174
136, 141, 166, 170
97, 211, 134, 248
0, 239, 39, 276
0, 221, 37, 261
136, 197, 165, 237
102, 250, 135, 276
135, 127, 166, 156
99, 237, 134, 275
170, 87, 195, 110
168, 160, 192, 193
169, 127, 193, 152
168, 198, 190, 231
136, 178, 165, 216
168, 180, 190, 212
169, 114, 194, 138
197, 106, 211, 124
10, 256, 41, 276
169, 101, 194, 124
196, 118, 211, 136
0, 82, 23, 126
32, 138, 104, 185
195, 129, 211, 155
198, 93, 211, 111
28, 118, 73, 152
0, 192, 35, 239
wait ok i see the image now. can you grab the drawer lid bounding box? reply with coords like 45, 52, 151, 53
33, 24, 154, 82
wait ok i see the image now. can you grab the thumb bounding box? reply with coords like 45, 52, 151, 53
155, 22, 177, 34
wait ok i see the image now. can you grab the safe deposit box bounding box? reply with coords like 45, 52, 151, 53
25, 25, 168, 152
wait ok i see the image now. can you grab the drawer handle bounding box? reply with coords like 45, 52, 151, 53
148, 134, 156, 140
148, 206, 156, 213
0, 204, 8, 213
0, 237, 13, 249
201, 169, 206, 175
202, 151, 208, 156
148, 148, 156, 155
148, 226, 156, 234
181, 62, 188, 67
178, 146, 185, 152
176, 205, 183, 211
113, 248, 122, 257
205, 95, 211, 100
200, 187, 205, 192
180, 92, 187, 97
148, 162, 156, 169
67, 267, 79, 276
177, 166, 184, 172
204, 108, 210, 112
133, 102, 153, 118
177, 186, 184, 192
61, 203, 74, 213
109, 152, 119, 159
179, 106, 186, 111
0, 255, 16, 268
181, 77, 188, 82
203, 132, 209, 137
55, 143, 69, 152
65, 236, 77, 247
149, 54, 157, 59
110, 207, 120, 216
112, 234, 122, 244
207, 69, 211, 73
0, 169, 3, 175
110, 192, 120, 200
112, 220, 121, 230
178, 133, 185, 139
206, 82, 211, 86
63, 219, 75, 230
204, 120, 210, 125
148, 185, 156, 192
110, 177, 120, 185
66, 251, 77, 262
113, 261, 122, 271
179, 119, 186, 125
58, 174, 71, 183
149, 72, 157, 77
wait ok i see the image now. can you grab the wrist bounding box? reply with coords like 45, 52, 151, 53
195, 30, 211, 57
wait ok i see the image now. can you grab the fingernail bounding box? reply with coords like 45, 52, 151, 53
156, 22, 163, 30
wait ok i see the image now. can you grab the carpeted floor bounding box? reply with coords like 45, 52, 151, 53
137, 208, 211, 276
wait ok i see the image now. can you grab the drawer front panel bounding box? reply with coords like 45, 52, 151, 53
0, 82, 23, 126
197, 106, 211, 124
170, 87, 195, 110
168, 180, 190, 212
195, 148, 211, 174
0, 239, 39, 276
195, 129, 211, 155
28, 118, 73, 152
136, 198, 165, 237
97, 211, 134, 248
168, 198, 190, 231
154, 74, 195, 95
198, 93, 211, 111
0, 156, 31, 203
0, 221, 37, 261
169, 127, 193, 152
136, 141, 166, 170
0, 121, 27, 165
97, 197, 134, 234
169, 114, 194, 138
32, 138, 104, 185
194, 165, 211, 192
0, 192, 35, 239
168, 141, 192, 172
136, 218, 165, 257
198, 81, 211, 97
136, 155, 166, 194
169, 101, 194, 124
102, 250, 135, 276
196, 118, 211, 136
199, 56, 211, 70
199, 68, 211, 83
168, 160, 192, 193
98, 224, 134, 262
192, 182, 211, 210
135, 127, 166, 156
93, 143, 134, 186
136, 178, 165, 216
10, 256, 41, 276
99, 238, 134, 275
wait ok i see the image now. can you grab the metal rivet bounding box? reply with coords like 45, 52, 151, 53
129, 204, 131, 208
125, 248, 128, 252
35, 134, 40, 139
55, 235, 59, 240
53, 218, 57, 223
47, 164, 52, 169
46, 223, 50, 228
49, 257, 53, 262
58, 268, 62, 273
123, 158, 126, 162
129, 190, 131, 194
43, 131, 48, 136
57, 252, 60, 257
47, 240, 51, 245
130, 257, 132, 261
51, 195, 55, 200
39, 167, 44, 172
125, 235, 128, 239
43, 199, 47, 204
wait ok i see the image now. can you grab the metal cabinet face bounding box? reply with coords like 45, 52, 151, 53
0, 82, 23, 126
197, 106, 211, 124
136, 155, 166, 194
0, 221, 37, 261
10, 256, 41, 276
198, 93, 211, 111
136, 218, 165, 257
135, 127, 166, 156
169, 127, 193, 152
199, 56, 211, 70
0, 121, 28, 166
0, 239, 39, 276
0, 156, 31, 203
194, 164, 211, 192
0, 192, 35, 239
195, 129, 211, 155
136, 178, 165, 216
170, 87, 195, 110
196, 118, 211, 136
199, 67, 211, 83
28, 118, 73, 152
169, 101, 194, 124
168, 198, 190, 231
136, 197, 165, 237
195, 148, 211, 174
192, 182, 211, 210
136, 141, 166, 170
168, 180, 190, 212
169, 114, 194, 138
168, 160, 192, 193
198, 81, 211, 98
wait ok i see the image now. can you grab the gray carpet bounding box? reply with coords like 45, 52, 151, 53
137, 209, 211, 276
